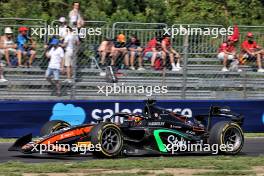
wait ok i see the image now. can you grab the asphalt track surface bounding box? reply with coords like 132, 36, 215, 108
0, 138, 263, 163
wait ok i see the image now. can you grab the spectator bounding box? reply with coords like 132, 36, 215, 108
62, 26, 79, 83
240, 32, 264, 73
217, 36, 240, 72
0, 27, 17, 67
143, 37, 163, 70
16, 26, 36, 68
45, 39, 64, 96
161, 34, 182, 71
111, 34, 129, 68
69, 2, 84, 28
58, 17, 68, 41
43, 18, 66, 51
0, 64, 7, 82
126, 35, 145, 70
45, 35, 59, 49
98, 38, 113, 67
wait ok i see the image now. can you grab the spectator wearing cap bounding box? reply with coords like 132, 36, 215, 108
69, 2, 84, 28
16, 26, 36, 68
61, 26, 79, 83
143, 37, 163, 70
98, 38, 114, 67
217, 36, 240, 72
110, 34, 129, 68
45, 38, 64, 96
44, 18, 66, 50
240, 32, 264, 73
0, 27, 17, 67
125, 35, 145, 70
58, 17, 68, 41
161, 34, 182, 71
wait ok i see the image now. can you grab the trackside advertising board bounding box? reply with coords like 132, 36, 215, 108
0, 100, 263, 137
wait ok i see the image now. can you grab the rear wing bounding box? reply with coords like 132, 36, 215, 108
207, 106, 244, 131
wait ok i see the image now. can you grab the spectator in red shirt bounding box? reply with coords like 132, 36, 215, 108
217, 36, 240, 72
161, 34, 181, 71
143, 37, 163, 70
240, 32, 264, 72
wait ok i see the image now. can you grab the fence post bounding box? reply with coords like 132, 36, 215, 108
181, 34, 189, 99
70, 46, 79, 99
242, 72, 247, 99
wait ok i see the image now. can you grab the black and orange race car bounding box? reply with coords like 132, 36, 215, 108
9, 100, 244, 158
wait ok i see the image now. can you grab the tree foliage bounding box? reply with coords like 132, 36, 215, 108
0, 0, 263, 25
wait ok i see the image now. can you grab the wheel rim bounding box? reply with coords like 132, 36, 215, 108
101, 127, 121, 154
223, 127, 242, 151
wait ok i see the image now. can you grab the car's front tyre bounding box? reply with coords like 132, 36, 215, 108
90, 122, 123, 158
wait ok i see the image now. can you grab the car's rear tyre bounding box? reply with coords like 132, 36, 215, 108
209, 121, 244, 155
90, 122, 123, 158
40, 120, 71, 136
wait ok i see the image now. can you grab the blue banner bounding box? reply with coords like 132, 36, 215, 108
0, 100, 264, 137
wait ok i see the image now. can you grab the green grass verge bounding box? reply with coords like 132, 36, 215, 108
194, 170, 255, 176
244, 133, 264, 138
0, 138, 38, 143
0, 156, 263, 176
0, 138, 17, 143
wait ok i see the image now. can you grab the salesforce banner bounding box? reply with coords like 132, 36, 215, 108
0, 100, 264, 137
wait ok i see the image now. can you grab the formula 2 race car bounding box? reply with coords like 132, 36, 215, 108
9, 100, 244, 158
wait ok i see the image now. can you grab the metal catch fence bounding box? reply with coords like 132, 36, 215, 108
0, 18, 263, 100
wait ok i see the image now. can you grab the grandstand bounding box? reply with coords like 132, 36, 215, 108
0, 18, 263, 100
1, 58, 263, 100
